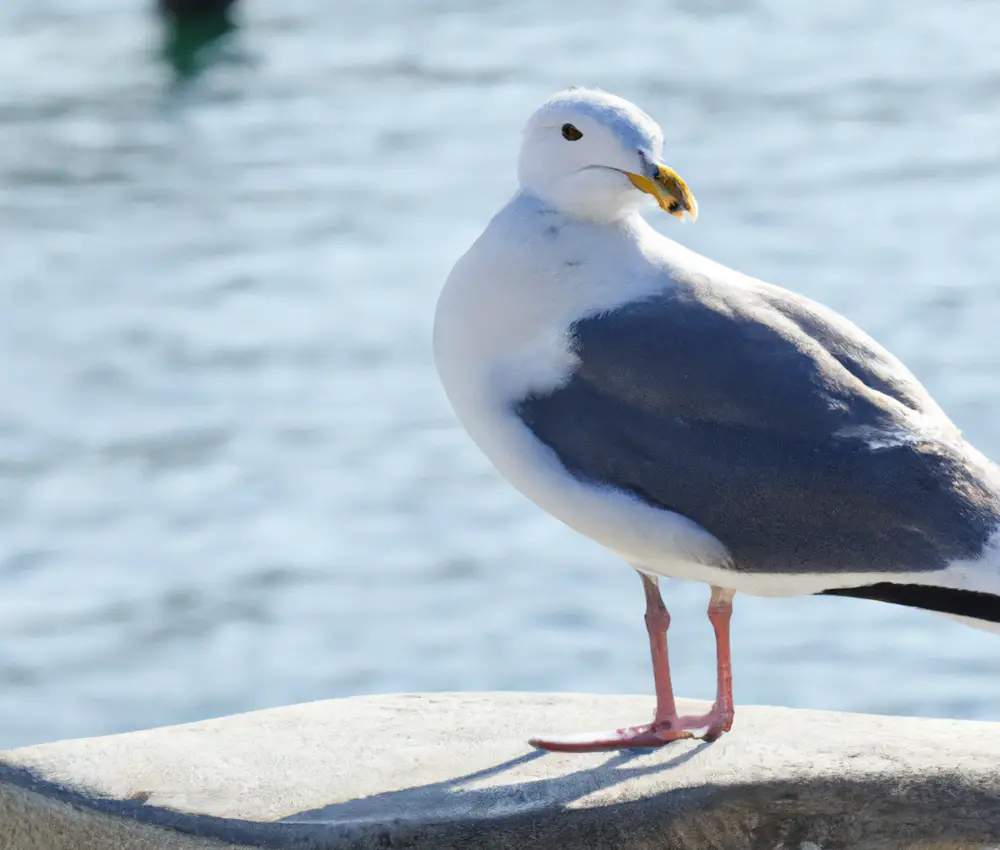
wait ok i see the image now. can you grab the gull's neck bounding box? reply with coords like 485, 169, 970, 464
438, 190, 666, 325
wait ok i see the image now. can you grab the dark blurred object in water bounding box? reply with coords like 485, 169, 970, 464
157, 0, 237, 82
157, 0, 237, 20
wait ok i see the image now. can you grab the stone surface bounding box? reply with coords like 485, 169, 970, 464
2, 692, 1000, 849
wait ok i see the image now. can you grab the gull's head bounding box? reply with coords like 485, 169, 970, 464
517, 88, 697, 224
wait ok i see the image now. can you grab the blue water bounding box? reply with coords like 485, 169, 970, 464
0, 0, 998, 749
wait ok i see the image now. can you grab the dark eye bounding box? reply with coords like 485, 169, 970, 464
561, 123, 583, 141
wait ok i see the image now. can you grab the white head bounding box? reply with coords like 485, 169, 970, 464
517, 88, 697, 224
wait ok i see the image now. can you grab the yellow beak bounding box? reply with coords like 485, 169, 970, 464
626, 164, 698, 222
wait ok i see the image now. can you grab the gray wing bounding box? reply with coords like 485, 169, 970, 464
514, 277, 1000, 575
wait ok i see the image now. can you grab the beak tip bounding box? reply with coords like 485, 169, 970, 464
630, 167, 699, 223
666, 199, 698, 223
682, 196, 698, 222
652, 165, 698, 224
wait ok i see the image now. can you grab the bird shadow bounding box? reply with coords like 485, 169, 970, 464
282, 739, 715, 826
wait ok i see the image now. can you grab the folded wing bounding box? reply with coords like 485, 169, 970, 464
514, 275, 1000, 576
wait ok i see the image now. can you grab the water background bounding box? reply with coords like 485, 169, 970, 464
1, 0, 999, 748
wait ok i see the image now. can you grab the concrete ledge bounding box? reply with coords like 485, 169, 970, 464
2, 693, 1000, 849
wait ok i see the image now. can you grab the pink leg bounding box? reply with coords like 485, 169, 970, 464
529, 573, 693, 752
675, 586, 735, 739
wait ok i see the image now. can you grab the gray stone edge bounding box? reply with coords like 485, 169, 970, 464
5, 759, 1000, 850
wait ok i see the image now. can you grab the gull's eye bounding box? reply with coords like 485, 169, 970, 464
561, 123, 583, 141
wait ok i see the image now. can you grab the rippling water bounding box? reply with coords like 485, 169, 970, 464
0, 0, 998, 748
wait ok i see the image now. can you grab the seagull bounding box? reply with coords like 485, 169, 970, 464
433, 88, 1000, 752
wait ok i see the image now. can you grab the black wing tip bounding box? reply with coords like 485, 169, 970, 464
821, 582, 1000, 624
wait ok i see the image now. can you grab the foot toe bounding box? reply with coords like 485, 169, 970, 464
529, 723, 694, 753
